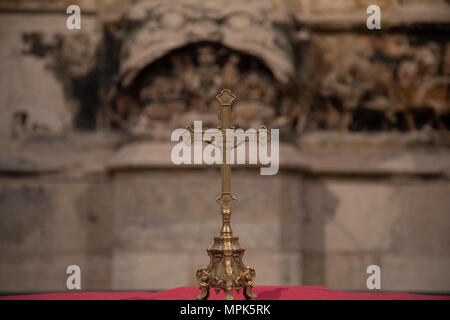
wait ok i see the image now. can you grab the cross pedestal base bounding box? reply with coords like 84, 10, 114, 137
195, 236, 257, 300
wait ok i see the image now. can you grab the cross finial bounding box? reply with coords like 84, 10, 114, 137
216, 89, 236, 106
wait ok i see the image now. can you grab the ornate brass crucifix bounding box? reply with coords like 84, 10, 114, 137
190, 89, 269, 300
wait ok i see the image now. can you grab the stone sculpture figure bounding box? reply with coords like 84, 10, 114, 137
222, 54, 241, 92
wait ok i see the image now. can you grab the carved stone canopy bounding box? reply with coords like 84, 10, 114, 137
105, 0, 300, 139
118, 0, 295, 89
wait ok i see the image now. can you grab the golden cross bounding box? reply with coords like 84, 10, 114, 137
188, 89, 270, 300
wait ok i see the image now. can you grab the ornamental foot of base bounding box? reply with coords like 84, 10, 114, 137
195, 287, 210, 300
196, 236, 257, 300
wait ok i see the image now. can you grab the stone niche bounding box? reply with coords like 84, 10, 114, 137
102, 0, 301, 141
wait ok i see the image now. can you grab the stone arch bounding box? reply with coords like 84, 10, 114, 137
109, 0, 299, 138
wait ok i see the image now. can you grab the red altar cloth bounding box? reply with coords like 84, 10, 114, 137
1, 286, 449, 300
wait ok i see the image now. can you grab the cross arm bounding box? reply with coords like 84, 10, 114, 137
182, 125, 271, 149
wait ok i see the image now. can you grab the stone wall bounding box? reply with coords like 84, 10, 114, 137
110, 168, 303, 289
0, 175, 113, 292
0, 12, 98, 138
303, 176, 450, 292
0, 0, 449, 294
0, 141, 449, 292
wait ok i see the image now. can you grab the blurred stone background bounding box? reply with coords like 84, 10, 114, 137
0, 0, 449, 294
